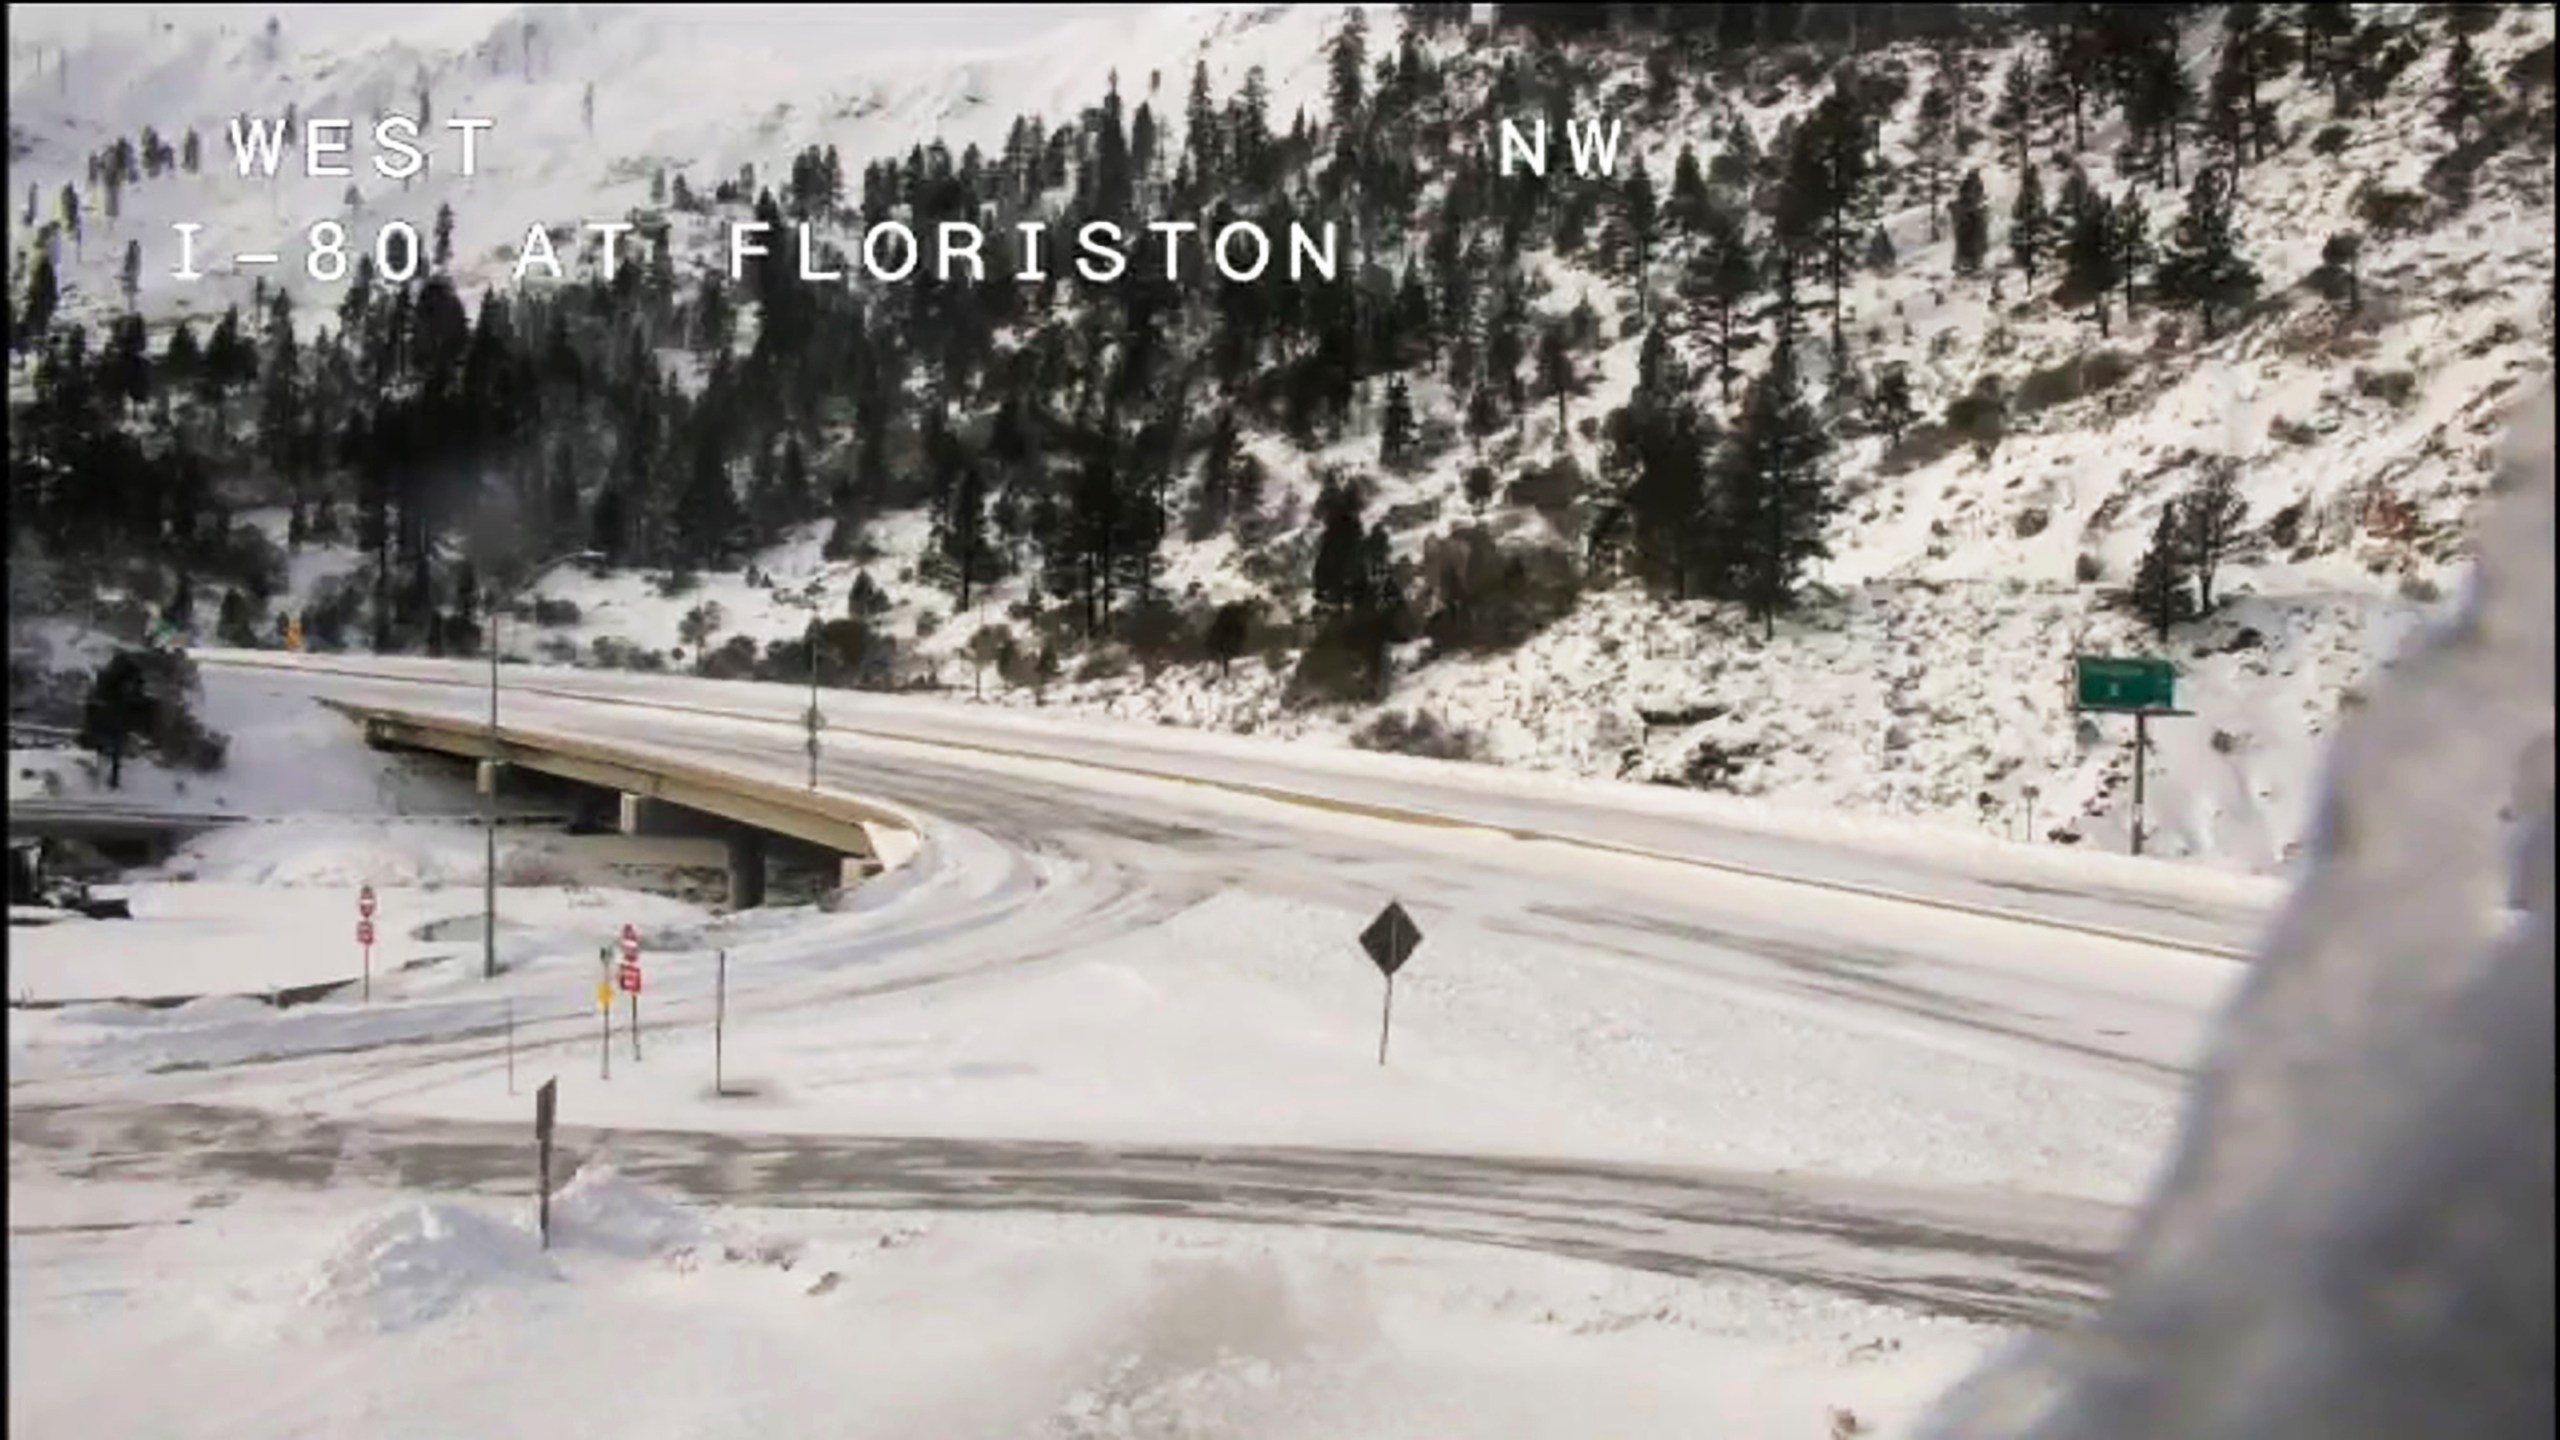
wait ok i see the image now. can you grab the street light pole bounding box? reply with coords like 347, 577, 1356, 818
806, 616, 821, 791
483, 582, 501, 981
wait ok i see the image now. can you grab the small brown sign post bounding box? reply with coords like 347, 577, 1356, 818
1359, 901, 1423, 1067
534, 1077, 558, 1250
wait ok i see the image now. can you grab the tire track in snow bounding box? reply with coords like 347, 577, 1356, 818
7, 1098, 2126, 1330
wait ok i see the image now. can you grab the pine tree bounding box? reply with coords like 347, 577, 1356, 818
1328, 6, 1369, 130
2122, 17, 2196, 189
1669, 143, 1709, 235
1952, 169, 1990, 278
2438, 28, 2493, 145
2207, 3, 2281, 167
1535, 324, 1583, 434
2157, 165, 2260, 339
119, 238, 142, 309
1913, 73, 1955, 242
1681, 200, 1760, 407
2128, 500, 2195, 640
2036, 6, 2101, 152
1868, 365, 1915, 448
675, 431, 744, 569
2063, 188, 2121, 334
1186, 60, 1222, 190
2113, 193, 2155, 324
1717, 331, 1836, 639
2179, 460, 2251, 613
1619, 155, 1662, 303
1379, 375, 1417, 470
2299, 0, 2360, 116
1992, 57, 2039, 179
1310, 476, 1370, 611
2011, 161, 2051, 292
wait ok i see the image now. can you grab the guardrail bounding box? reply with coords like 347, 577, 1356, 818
323, 700, 920, 863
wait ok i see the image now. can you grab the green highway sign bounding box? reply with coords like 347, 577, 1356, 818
2074, 655, 2176, 714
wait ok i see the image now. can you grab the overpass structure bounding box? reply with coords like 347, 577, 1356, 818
323, 699, 917, 907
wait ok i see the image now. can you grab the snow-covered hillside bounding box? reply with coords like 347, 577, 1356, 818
10, 3, 2553, 878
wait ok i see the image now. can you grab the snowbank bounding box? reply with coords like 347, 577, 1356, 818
546, 1161, 708, 1259
301, 1200, 562, 1335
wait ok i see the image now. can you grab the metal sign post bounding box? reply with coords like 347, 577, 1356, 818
534, 1078, 557, 1250
2070, 656, 2193, 857
617, 924, 643, 1062
1359, 901, 1424, 1067
506, 997, 516, 1095
597, 946, 612, 1081
357, 885, 377, 1003
714, 947, 728, 1097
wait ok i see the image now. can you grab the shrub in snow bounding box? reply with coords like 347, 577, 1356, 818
1204, 602, 1256, 680
1946, 377, 2010, 459
1286, 611, 1397, 708
529, 596, 582, 626
1350, 709, 1482, 761
701, 634, 760, 680
2355, 367, 2419, 409
1116, 599, 1191, 682
2353, 181, 2429, 237
303, 574, 365, 650
1879, 421, 1969, 476
2014, 349, 2133, 417
1073, 645, 1132, 684
1506, 455, 1588, 520
1418, 526, 1583, 656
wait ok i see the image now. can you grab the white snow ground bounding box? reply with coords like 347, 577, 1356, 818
7, 1165, 1995, 1440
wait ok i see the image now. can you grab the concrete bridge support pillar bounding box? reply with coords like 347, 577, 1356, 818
726, 828, 768, 911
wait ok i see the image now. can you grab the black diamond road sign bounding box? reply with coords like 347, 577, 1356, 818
1360, 901, 1422, 978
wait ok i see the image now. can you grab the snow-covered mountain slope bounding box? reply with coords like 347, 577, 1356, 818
10, 3, 2553, 878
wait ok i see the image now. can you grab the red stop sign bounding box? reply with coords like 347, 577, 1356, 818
356, 918, 375, 946
617, 961, 642, 994
359, 886, 377, 919
619, 924, 640, 961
